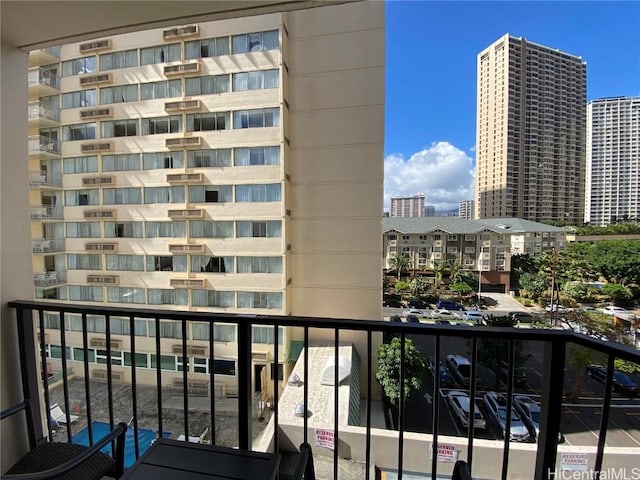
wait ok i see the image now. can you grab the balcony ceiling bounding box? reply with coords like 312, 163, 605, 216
1, 0, 356, 50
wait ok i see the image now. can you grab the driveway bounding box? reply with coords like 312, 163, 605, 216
481, 292, 527, 311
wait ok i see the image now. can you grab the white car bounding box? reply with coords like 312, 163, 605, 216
430, 309, 454, 320
403, 309, 423, 317
447, 390, 486, 430
462, 310, 485, 324
483, 391, 531, 442
545, 304, 569, 313
601, 306, 636, 319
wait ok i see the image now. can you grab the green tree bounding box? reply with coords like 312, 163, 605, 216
376, 337, 426, 405
451, 282, 472, 297
389, 254, 413, 282
448, 260, 462, 284
395, 280, 410, 299
587, 240, 640, 285
562, 281, 589, 302
601, 283, 632, 303
408, 276, 430, 296
519, 272, 547, 299
432, 259, 449, 290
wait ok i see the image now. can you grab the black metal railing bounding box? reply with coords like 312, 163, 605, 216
7, 300, 640, 480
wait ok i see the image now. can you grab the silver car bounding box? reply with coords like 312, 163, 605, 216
483, 391, 530, 442
447, 390, 486, 430
513, 395, 564, 443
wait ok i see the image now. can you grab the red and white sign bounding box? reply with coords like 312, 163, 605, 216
560, 453, 589, 471
314, 429, 335, 450
429, 443, 458, 463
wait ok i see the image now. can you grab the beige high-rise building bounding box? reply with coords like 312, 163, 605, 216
458, 200, 474, 219
389, 194, 425, 217
475, 34, 587, 223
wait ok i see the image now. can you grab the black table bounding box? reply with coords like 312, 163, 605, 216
120, 439, 281, 480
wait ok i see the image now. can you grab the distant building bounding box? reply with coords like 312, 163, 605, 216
475, 34, 586, 223
390, 194, 425, 217
585, 97, 640, 226
459, 200, 475, 219
424, 205, 436, 217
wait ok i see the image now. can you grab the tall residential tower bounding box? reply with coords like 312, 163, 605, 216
475, 34, 587, 223
585, 97, 640, 226
389, 194, 425, 217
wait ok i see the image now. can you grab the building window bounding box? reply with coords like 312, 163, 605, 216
237, 257, 282, 274
62, 89, 96, 109
100, 85, 139, 104
102, 154, 141, 171
146, 255, 187, 272
447, 247, 458, 253
185, 37, 229, 59
447, 235, 458, 241
232, 69, 279, 91
143, 151, 183, 170
142, 116, 182, 135
388, 235, 397, 240
101, 120, 138, 138
232, 30, 279, 53
145, 221, 186, 238
67, 254, 102, 270
233, 108, 279, 129
234, 146, 279, 166
140, 79, 182, 100
66, 222, 101, 238
236, 220, 281, 238
186, 112, 230, 132
185, 75, 230, 95
103, 187, 142, 205
140, 44, 181, 65
212, 359, 236, 376
63, 123, 96, 141
144, 186, 185, 204
191, 290, 235, 308
107, 287, 145, 304
188, 185, 233, 203
64, 189, 99, 206
237, 291, 282, 309
252, 326, 284, 345
62, 56, 96, 76
148, 289, 188, 306
104, 222, 143, 238
99, 49, 138, 70
465, 235, 476, 241
68, 285, 103, 302
187, 149, 231, 168
106, 255, 145, 271
191, 255, 234, 273
63, 156, 98, 174
189, 221, 233, 238
235, 184, 280, 202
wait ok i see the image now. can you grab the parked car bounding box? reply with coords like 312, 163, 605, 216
389, 315, 402, 323
426, 356, 454, 387
446, 355, 476, 386
579, 306, 598, 312
408, 299, 429, 309
435, 319, 452, 325
545, 304, 570, 313
406, 314, 420, 324
437, 299, 465, 311
601, 306, 637, 320
446, 390, 486, 430
403, 309, 423, 317
586, 365, 639, 396
510, 312, 534, 324
512, 394, 564, 443
384, 299, 403, 308
462, 310, 485, 324
482, 391, 531, 442
431, 309, 455, 320
498, 360, 527, 386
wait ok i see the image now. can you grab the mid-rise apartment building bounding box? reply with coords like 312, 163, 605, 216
458, 200, 474, 219
27, 3, 384, 393
475, 34, 587, 223
585, 96, 640, 226
389, 194, 425, 217
383, 217, 566, 293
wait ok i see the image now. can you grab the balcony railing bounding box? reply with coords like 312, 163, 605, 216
6, 300, 640, 480
29, 170, 63, 187
28, 135, 60, 156
32, 272, 66, 287
30, 205, 63, 220
28, 66, 59, 89
32, 238, 65, 253
28, 100, 60, 123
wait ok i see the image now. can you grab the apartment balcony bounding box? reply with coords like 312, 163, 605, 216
28, 100, 60, 127
28, 46, 60, 67
29, 170, 63, 188
28, 135, 60, 158
5, 300, 639, 480
30, 205, 63, 220
32, 238, 65, 253
32, 271, 66, 287
27, 66, 59, 97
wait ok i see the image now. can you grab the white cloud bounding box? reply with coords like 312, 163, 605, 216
384, 141, 475, 212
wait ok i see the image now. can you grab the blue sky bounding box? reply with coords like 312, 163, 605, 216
383, 0, 640, 211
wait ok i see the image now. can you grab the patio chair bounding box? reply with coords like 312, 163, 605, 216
1, 400, 127, 480
49, 403, 79, 426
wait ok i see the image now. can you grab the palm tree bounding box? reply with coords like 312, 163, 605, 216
432, 259, 449, 290
389, 254, 412, 282
448, 260, 462, 284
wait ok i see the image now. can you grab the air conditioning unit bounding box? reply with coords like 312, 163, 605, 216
170, 278, 206, 288
85, 242, 118, 251
164, 63, 200, 76
168, 209, 203, 219
166, 137, 202, 148
166, 173, 202, 183
79, 73, 112, 86
82, 176, 114, 185
252, 351, 271, 362
80, 108, 112, 120
89, 338, 123, 350
169, 244, 204, 253
92, 369, 124, 383
84, 210, 116, 218
87, 274, 119, 285
482, 240, 491, 246
81, 142, 113, 153
165, 100, 201, 112
433, 241, 442, 247
79, 39, 112, 53
172, 345, 208, 356
163, 25, 199, 40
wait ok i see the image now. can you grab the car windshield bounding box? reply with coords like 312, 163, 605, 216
613, 372, 634, 385
498, 407, 520, 422
457, 365, 470, 377
530, 410, 540, 424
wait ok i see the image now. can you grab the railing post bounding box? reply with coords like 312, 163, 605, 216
237, 320, 252, 450
15, 305, 44, 448
534, 340, 565, 480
